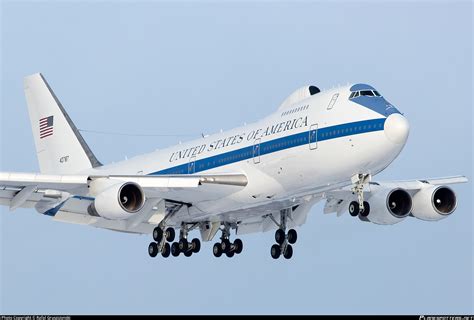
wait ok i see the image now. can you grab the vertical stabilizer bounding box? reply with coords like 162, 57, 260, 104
24, 73, 101, 174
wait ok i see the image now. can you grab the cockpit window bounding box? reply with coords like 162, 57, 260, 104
349, 89, 382, 99
360, 90, 374, 97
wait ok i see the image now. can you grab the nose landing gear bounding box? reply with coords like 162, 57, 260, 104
349, 173, 371, 218
349, 201, 371, 217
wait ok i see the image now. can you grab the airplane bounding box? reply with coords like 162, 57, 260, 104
0, 73, 468, 260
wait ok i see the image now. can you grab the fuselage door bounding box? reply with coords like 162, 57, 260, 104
327, 93, 339, 110
188, 156, 196, 174
309, 124, 318, 150
253, 138, 261, 164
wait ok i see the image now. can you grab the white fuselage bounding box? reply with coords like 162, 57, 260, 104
85, 84, 408, 223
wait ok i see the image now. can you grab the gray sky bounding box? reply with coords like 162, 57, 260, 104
1, 0, 472, 315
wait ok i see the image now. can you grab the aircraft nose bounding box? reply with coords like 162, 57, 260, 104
384, 113, 409, 145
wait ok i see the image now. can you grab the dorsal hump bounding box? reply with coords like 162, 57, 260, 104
278, 85, 320, 111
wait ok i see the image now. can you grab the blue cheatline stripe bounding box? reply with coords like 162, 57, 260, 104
43, 195, 95, 217
152, 118, 386, 175
43, 201, 67, 216
42, 118, 385, 217
72, 195, 95, 201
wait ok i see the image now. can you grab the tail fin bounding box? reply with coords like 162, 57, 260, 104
24, 73, 102, 174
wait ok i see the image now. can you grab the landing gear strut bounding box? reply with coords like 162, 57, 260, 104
269, 208, 297, 259
212, 222, 243, 258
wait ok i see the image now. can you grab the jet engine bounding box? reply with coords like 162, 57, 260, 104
363, 187, 413, 225
411, 186, 457, 221
88, 182, 145, 220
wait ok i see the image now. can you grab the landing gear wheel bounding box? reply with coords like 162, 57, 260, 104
184, 249, 193, 257
221, 239, 231, 253
161, 242, 170, 258
283, 244, 293, 259
171, 242, 180, 257
360, 201, 370, 217
287, 229, 297, 244
271, 244, 281, 259
275, 229, 285, 245
233, 239, 243, 254
148, 242, 158, 257
349, 201, 359, 217
225, 250, 235, 258
191, 238, 201, 253
165, 227, 175, 242
153, 227, 163, 242
213, 242, 223, 257
178, 238, 188, 252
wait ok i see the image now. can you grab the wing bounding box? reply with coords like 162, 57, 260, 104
323, 175, 468, 216
0, 171, 248, 233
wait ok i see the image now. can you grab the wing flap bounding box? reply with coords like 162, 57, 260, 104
0, 172, 88, 190
9, 185, 37, 211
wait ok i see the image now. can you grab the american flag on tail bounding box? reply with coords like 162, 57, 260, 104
39, 116, 54, 139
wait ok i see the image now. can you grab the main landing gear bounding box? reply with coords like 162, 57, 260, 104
148, 226, 175, 258
270, 208, 298, 260
148, 223, 201, 258
170, 223, 201, 258
212, 222, 243, 258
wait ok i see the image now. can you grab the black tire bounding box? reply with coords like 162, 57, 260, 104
153, 227, 163, 242
213, 242, 222, 257
275, 228, 285, 245
191, 238, 201, 253
349, 201, 359, 217
178, 238, 188, 252
225, 250, 235, 258
283, 244, 293, 259
221, 239, 231, 253
184, 249, 193, 257
171, 242, 180, 257
148, 242, 158, 257
233, 239, 243, 254
161, 242, 170, 258
165, 227, 175, 242
287, 229, 297, 244
271, 244, 281, 259
360, 201, 371, 217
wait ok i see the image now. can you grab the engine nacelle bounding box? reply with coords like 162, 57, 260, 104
88, 182, 145, 220
364, 188, 413, 225
411, 186, 457, 221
